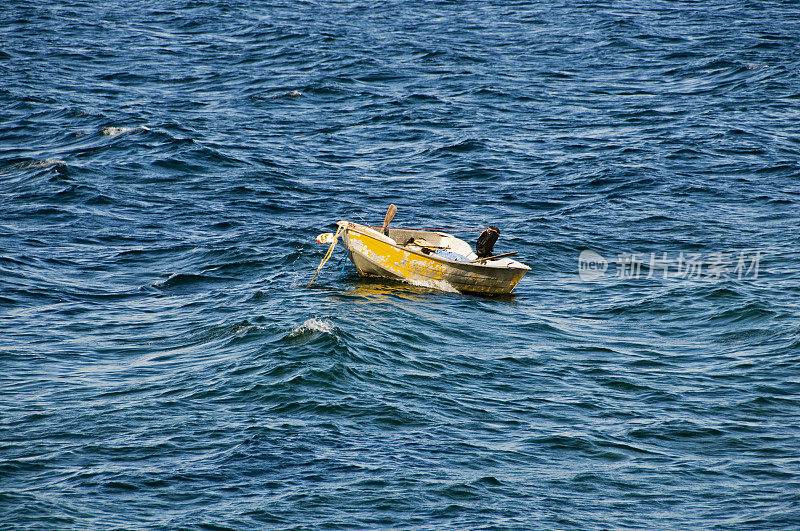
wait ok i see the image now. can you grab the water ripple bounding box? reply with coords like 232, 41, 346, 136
2, 0, 800, 529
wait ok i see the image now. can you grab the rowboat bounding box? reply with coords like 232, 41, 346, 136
329, 220, 530, 295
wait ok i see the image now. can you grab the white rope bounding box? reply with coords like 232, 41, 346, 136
308, 225, 345, 286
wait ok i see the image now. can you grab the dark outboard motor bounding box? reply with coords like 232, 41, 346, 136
476, 226, 500, 258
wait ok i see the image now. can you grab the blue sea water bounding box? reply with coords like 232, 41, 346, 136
2, 0, 800, 528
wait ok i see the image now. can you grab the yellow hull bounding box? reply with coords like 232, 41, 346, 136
338, 221, 529, 295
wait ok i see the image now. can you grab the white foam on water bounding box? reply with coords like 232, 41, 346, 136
101, 126, 132, 136
101, 125, 150, 136
289, 317, 335, 337
36, 159, 66, 169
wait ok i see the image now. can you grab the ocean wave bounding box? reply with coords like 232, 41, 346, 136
0, 158, 67, 176
100, 125, 150, 136
289, 317, 336, 337
152, 272, 233, 290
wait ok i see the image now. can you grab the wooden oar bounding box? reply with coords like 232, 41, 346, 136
471, 251, 518, 263
382, 204, 397, 235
